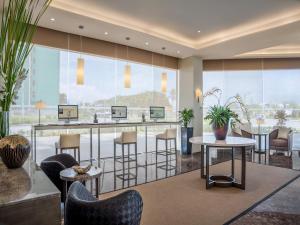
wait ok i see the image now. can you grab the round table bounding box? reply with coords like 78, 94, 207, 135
189, 136, 256, 190
60, 166, 102, 201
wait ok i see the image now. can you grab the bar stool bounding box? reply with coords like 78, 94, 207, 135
156, 128, 177, 172
114, 131, 138, 183
55, 134, 81, 163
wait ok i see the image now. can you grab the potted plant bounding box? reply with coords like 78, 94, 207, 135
0, 0, 52, 138
203, 87, 247, 140
179, 108, 194, 155
274, 109, 288, 127
205, 105, 240, 140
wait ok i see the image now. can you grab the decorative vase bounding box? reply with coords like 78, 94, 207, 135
0, 111, 9, 139
181, 127, 193, 155
212, 123, 229, 140
0, 135, 31, 169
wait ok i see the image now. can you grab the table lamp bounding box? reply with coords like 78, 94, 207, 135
256, 114, 265, 134
35, 100, 46, 125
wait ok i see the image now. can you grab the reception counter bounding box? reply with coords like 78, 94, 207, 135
32, 121, 180, 164
0, 160, 61, 225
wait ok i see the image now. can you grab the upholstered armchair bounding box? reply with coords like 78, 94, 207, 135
40, 153, 79, 202
65, 181, 143, 225
269, 128, 293, 156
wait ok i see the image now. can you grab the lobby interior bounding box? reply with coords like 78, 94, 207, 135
1, 0, 300, 225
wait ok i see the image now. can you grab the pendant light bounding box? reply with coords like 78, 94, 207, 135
76, 25, 85, 85
161, 47, 168, 93
124, 38, 131, 88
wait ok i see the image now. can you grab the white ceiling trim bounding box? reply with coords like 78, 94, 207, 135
196, 8, 300, 49
51, 0, 195, 48
51, 0, 300, 52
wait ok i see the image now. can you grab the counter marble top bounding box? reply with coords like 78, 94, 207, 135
0, 159, 60, 207
32, 121, 180, 130
190, 135, 256, 147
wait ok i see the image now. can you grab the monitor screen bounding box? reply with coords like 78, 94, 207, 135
111, 106, 127, 119
58, 105, 78, 120
150, 106, 165, 119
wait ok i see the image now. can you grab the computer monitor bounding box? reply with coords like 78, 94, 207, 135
111, 106, 127, 120
150, 106, 165, 120
58, 105, 78, 121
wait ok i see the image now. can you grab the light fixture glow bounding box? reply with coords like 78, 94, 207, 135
161, 72, 167, 93
76, 57, 85, 85
145, 42, 149, 45
35, 100, 46, 125
177, 50, 180, 54
195, 88, 202, 102
104, 31, 108, 35
50, 18, 55, 22
124, 64, 131, 88
197, 30, 201, 33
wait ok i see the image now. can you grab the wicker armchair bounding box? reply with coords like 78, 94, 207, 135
269, 128, 293, 156
65, 181, 143, 225
40, 154, 79, 202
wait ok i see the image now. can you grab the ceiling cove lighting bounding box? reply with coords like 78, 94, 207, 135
76, 26, 85, 85
124, 38, 131, 88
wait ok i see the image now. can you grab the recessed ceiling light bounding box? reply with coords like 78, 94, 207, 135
125, 37, 130, 41
197, 30, 201, 33
78, 25, 84, 29
177, 50, 180, 54
162, 47, 166, 50
104, 32, 108, 35
50, 18, 55, 22
145, 42, 149, 46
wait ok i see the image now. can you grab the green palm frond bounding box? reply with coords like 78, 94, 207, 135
204, 105, 240, 128
0, 0, 52, 111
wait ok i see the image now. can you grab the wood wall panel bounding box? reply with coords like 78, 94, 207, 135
33, 27, 178, 70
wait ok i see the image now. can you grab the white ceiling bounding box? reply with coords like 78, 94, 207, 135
38, 0, 300, 59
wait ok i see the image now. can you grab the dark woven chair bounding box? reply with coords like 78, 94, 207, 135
65, 181, 143, 225
40, 153, 79, 202
269, 128, 293, 157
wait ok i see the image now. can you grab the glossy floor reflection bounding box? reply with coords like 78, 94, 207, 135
96, 148, 299, 194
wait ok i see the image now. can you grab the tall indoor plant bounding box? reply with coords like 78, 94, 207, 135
0, 0, 52, 138
179, 108, 194, 155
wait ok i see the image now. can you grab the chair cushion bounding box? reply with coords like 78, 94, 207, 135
271, 138, 288, 147
277, 127, 290, 139
156, 133, 167, 139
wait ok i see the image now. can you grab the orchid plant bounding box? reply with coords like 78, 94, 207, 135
202, 87, 250, 128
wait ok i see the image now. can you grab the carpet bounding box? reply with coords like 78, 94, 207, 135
101, 161, 300, 225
